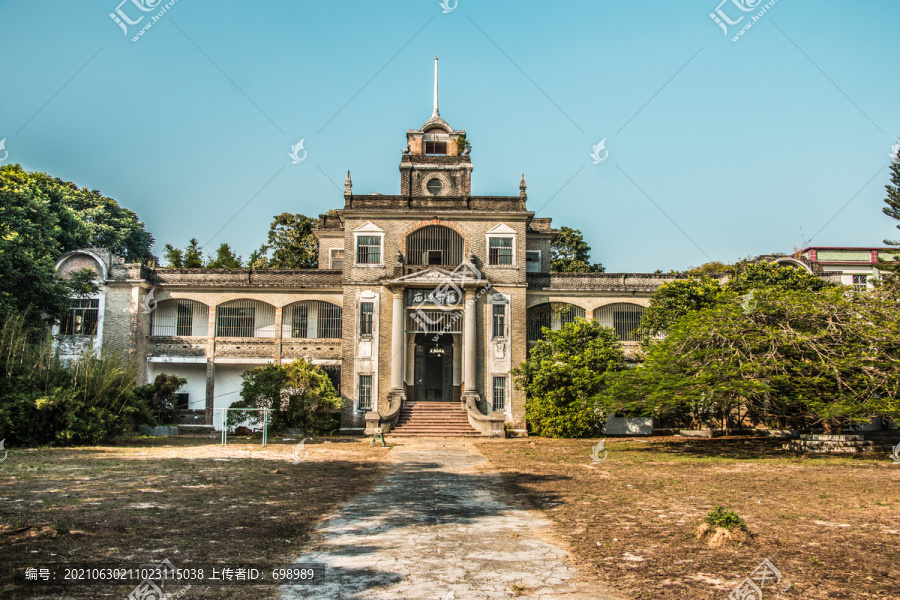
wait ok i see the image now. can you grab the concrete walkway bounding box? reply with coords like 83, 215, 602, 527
280, 438, 621, 600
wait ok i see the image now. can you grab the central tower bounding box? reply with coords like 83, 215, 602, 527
399, 57, 472, 197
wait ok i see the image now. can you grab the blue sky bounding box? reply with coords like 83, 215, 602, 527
1, 0, 898, 272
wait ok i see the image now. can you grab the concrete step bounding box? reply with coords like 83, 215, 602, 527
391, 402, 480, 437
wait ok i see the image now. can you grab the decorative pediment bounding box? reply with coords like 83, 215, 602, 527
486, 223, 516, 234
353, 221, 384, 233
389, 266, 484, 286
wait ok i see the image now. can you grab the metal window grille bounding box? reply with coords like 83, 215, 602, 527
359, 302, 374, 336
356, 236, 381, 264
852, 274, 868, 291
151, 299, 209, 336
594, 303, 645, 342
489, 237, 513, 265
492, 377, 506, 411
405, 225, 464, 266
525, 250, 541, 273
330, 249, 344, 270
492, 304, 506, 338
407, 309, 463, 333
215, 300, 276, 338
526, 303, 586, 342
283, 301, 342, 339
60, 298, 99, 336
358, 375, 372, 411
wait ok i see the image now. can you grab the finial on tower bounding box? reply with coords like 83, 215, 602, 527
520, 173, 527, 199
432, 55, 440, 118
344, 170, 352, 195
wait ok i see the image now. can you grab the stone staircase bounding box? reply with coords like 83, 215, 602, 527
390, 401, 482, 437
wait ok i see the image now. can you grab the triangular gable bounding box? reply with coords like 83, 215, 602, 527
353, 221, 384, 233
486, 223, 516, 234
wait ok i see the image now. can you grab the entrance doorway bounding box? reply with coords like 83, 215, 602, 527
414, 333, 453, 401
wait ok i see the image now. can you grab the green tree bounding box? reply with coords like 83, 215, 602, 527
685, 261, 738, 277
551, 226, 604, 273
1, 164, 153, 262
265, 213, 319, 269
638, 276, 723, 343
205, 243, 243, 268
162, 238, 204, 268
163, 244, 184, 268
881, 140, 900, 279
0, 167, 70, 322
183, 238, 203, 268
513, 319, 623, 438
598, 287, 900, 433
724, 261, 834, 295
230, 359, 342, 434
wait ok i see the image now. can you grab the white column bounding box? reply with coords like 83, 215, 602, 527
463, 288, 476, 393
390, 291, 405, 391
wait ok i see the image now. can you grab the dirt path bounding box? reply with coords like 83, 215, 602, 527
280, 438, 622, 600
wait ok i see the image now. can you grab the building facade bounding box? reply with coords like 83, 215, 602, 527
52, 98, 700, 436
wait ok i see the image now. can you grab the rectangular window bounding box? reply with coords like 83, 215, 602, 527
425, 140, 447, 155
492, 304, 506, 338
330, 249, 344, 270
489, 237, 513, 265
216, 306, 255, 337
525, 250, 541, 273
356, 236, 381, 265
852, 274, 868, 291
175, 393, 189, 409
359, 302, 374, 336
60, 298, 100, 336
358, 375, 373, 411
492, 377, 506, 411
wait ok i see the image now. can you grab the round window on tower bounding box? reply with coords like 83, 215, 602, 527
426, 178, 444, 195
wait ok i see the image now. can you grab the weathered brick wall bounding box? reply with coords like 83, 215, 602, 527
525, 237, 553, 273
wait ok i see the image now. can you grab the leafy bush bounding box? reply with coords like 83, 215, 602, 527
703, 506, 747, 531
0, 311, 146, 446
133, 373, 187, 425
513, 319, 623, 438
227, 358, 342, 435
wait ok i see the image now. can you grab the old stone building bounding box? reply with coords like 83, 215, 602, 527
52, 61, 685, 437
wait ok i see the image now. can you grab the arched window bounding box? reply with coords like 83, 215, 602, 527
215, 300, 276, 338
151, 299, 209, 337
282, 301, 342, 339
405, 225, 464, 267
594, 303, 644, 342
526, 302, 586, 342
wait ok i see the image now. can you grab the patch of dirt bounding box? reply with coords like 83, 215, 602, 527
694, 523, 751, 548
0, 436, 389, 599
477, 436, 900, 600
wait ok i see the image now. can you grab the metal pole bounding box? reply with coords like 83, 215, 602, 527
262, 408, 268, 447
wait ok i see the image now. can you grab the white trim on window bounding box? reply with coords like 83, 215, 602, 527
353, 233, 384, 266
329, 248, 345, 269
485, 223, 517, 268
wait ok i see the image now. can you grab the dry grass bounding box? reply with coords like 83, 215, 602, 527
0, 435, 390, 599
477, 436, 900, 600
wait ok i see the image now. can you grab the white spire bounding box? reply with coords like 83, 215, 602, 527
432, 55, 440, 118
